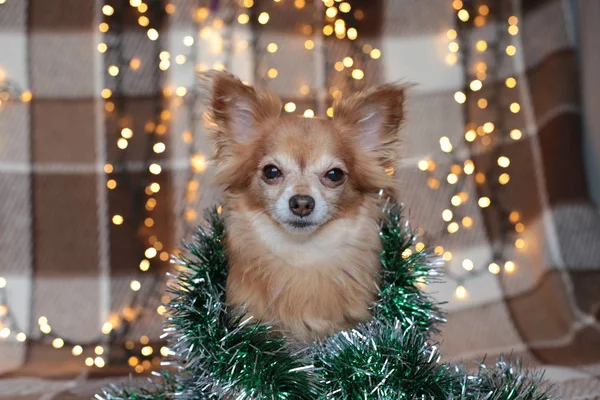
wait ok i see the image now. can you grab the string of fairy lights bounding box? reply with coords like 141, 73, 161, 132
416, 0, 526, 300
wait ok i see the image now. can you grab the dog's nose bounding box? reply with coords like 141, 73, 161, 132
289, 195, 315, 217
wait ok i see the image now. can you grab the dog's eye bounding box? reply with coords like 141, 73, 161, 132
262, 164, 282, 181
325, 168, 345, 182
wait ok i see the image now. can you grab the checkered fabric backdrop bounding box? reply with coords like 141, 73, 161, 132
0, 0, 599, 398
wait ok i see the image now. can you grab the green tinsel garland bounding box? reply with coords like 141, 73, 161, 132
98, 206, 558, 400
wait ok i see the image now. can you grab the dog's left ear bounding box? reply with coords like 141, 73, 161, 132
200, 70, 282, 146
333, 84, 406, 165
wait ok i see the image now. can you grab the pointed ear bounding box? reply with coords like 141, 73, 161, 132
333, 84, 407, 167
200, 70, 281, 146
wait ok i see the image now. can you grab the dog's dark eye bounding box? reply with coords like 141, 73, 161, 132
262, 164, 282, 181
325, 168, 345, 182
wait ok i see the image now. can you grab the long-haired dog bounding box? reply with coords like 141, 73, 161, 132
202, 71, 405, 342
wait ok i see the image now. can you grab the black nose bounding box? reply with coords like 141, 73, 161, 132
289, 195, 315, 217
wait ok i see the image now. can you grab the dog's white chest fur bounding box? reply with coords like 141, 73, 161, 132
225, 201, 382, 341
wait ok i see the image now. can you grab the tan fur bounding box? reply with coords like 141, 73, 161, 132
202, 71, 406, 342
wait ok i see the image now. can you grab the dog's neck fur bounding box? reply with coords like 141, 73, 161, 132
224, 193, 382, 342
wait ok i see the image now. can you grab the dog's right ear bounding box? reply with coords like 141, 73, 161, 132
200, 71, 281, 146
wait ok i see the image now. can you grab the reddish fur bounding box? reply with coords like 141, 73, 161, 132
202, 71, 406, 342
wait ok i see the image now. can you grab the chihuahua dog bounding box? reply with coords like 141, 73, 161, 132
202, 71, 405, 342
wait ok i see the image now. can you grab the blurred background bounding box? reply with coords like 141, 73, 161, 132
1, 0, 599, 398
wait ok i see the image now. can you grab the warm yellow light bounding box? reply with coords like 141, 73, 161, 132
112, 215, 124, 225
442, 209, 453, 222
447, 173, 458, 184
94, 357, 105, 368
478, 197, 491, 208
99, 23, 109, 33
138, 16, 149, 27
128, 356, 139, 367
147, 28, 159, 41
445, 53, 458, 65
515, 222, 525, 233
462, 216, 473, 227
303, 109, 315, 118
447, 222, 459, 233
508, 16, 519, 25
454, 91, 466, 104
145, 247, 158, 258
450, 195, 461, 206
51, 338, 64, 349
462, 259, 474, 271
149, 163, 162, 175
434, 246, 444, 255
509, 129, 522, 140
327, 107, 334, 118
488, 262, 501, 274
347, 28, 358, 40
101, 322, 113, 335
455, 285, 467, 299
120, 127, 133, 139
506, 45, 516, 56
0, 327, 10, 339
509, 211, 520, 223
339, 1, 351, 12
476, 172, 486, 184
71, 345, 83, 356
176, 86, 187, 97
258, 12, 270, 24
510, 102, 521, 113
130, 280, 141, 291
304, 39, 314, 50
505, 77, 517, 88
370, 48, 381, 59
294, 0, 305, 8
117, 138, 128, 149
483, 122, 495, 133
515, 238, 525, 249
153, 142, 166, 154
498, 173, 510, 185
427, 177, 440, 189
351, 69, 364, 80
130, 0, 142, 6
159, 60, 170, 71
448, 41, 459, 52
40, 323, 51, 333
139, 259, 150, 272
267, 68, 278, 79
323, 25, 333, 36
266, 43, 278, 53
101, 88, 112, 99
508, 25, 519, 35
0, 277, 6, 288
93, 345, 103, 355
165, 3, 175, 13
280, 102, 296, 113
415, 242, 425, 252
439, 136, 453, 153
504, 261, 516, 273
102, 5, 114, 15
464, 130, 476, 142
417, 159, 429, 171
476, 40, 487, 52
128, 58, 141, 70
237, 13, 250, 24
97, 43, 107, 53
326, 7, 338, 18
458, 9, 470, 22
342, 56, 354, 68
85, 357, 94, 367
470, 80, 483, 91
443, 251, 453, 261
175, 54, 186, 65
141, 346, 153, 356
498, 156, 510, 168
479, 4, 490, 15
447, 29, 457, 39
300, 84, 310, 95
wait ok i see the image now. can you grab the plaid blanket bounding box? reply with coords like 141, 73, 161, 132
0, 0, 599, 398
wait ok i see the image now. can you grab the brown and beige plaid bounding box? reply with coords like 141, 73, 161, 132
0, 0, 599, 398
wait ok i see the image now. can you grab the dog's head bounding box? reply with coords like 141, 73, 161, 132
202, 71, 405, 234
